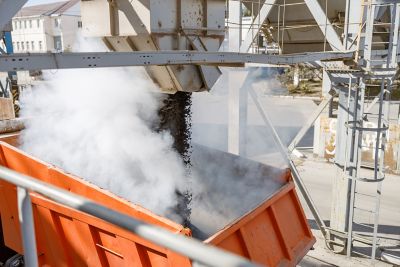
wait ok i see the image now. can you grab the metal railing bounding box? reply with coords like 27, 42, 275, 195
0, 166, 260, 267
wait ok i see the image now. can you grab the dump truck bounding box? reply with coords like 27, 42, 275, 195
0, 142, 315, 266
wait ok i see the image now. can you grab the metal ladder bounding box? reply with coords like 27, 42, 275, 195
345, 0, 400, 260
345, 78, 388, 260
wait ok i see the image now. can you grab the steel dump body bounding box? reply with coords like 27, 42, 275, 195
0, 142, 315, 266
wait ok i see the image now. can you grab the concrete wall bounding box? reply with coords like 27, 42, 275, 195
11, 3, 80, 53
11, 17, 47, 52
313, 102, 400, 172
60, 15, 81, 52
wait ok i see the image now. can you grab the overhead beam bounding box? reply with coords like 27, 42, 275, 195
0, 0, 28, 32
0, 50, 354, 72
304, 0, 344, 51
239, 0, 277, 53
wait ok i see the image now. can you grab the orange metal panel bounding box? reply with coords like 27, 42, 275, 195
0, 133, 19, 147
0, 142, 192, 267
0, 142, 314, 266
206, 172, 315, 267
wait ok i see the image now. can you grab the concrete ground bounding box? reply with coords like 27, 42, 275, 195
294, 151, 400, 267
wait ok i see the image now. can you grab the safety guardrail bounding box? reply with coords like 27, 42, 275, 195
0, 165, 260, 267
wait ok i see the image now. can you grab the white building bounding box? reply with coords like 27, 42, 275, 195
10, 0, 81, 53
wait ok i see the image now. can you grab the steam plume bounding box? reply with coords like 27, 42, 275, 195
20, 66, 187, 217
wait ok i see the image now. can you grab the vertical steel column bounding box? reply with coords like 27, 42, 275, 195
346, 78, 366, 257
344, 0, 351, 50
281, 0, 286, 52
228, 0, 247, 156
390, 3, 400, 68
3, 31, 13, 54
17, 187, 38, 267
364, 2, 376, 69
330, 82, 358, 235
3, 28, 19, 115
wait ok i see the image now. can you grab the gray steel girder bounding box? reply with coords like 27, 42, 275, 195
0, 0, 28, 32
0, 50, 355, 72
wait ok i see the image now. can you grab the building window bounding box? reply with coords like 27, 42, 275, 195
21, 42, 24, 50
54, 36, 62, 51
16, 42, 20, 50
31, 41, 35, 51
18, 21, 22, 29
37, 19, 40, 28
54, 18, 60, 28
39, 41, 43, 51
26, 41, 30, 51
24, 20, 27, 28
29, 20, 32, 28
78, 21, 82, 28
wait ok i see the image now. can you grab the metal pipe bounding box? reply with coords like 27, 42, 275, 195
0, 166, 259, 267
343, 0, 351, 50
323, 0, 328, 52
374, 79, 385, 180
281, 0, 286, 52
17, 186, 38, 267
345, 77, 363, 257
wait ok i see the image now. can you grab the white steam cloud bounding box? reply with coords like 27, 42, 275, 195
18, 36, 290, 239
20, 66, 187, 216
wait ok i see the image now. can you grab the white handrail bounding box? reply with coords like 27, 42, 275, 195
0, 166, 260, 267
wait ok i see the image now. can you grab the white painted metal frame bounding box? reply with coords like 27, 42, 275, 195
239, 0, 277, 53
0, 50, 355, 72
304, 0, 344, 51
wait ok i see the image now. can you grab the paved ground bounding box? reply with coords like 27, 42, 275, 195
294, 152, 400, 266
192, 79, 400, 266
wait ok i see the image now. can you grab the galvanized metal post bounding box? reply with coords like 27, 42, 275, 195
345, 78, 365, 257
228, 0, 247, 156
331, 86, 354, 234
3, 27, 19, 117
17, 187, 38, 267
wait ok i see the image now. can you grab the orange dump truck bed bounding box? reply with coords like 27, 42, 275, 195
0, 142, 315, 266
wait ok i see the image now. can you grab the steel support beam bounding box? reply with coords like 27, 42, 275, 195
228, 70, 248, 156
343, 0, 362, 50
0, 0, 28, 32
228, 0, 247, 156
390, 3, 400, 68
288, 94, 334, 152
304, 0, 344, 51
239, 0, 277, 53
330, 79, 363, 239
0, 51, 354, 72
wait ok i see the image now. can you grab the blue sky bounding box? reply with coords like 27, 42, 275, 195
25, 0, 63, 6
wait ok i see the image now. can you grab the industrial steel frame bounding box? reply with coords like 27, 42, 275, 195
0, 0, 399, 263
